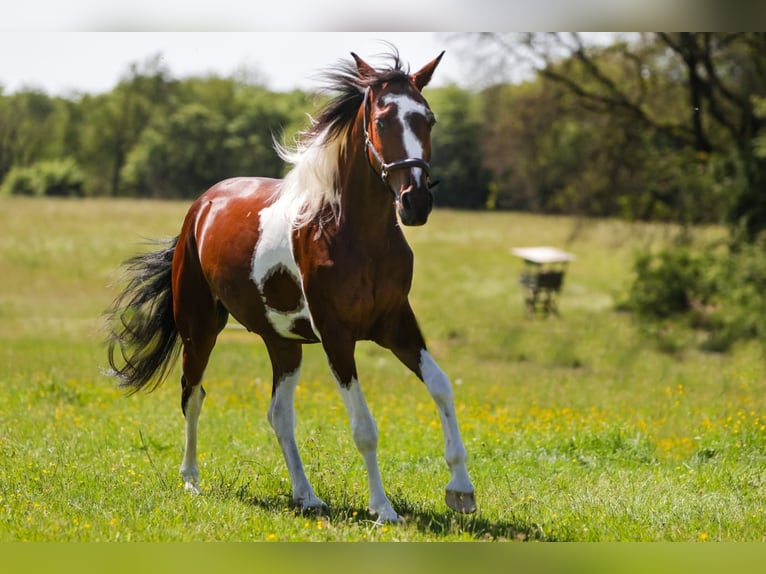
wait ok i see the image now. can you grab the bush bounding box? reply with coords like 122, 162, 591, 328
624, 241, 766, 352
0, 167, 38, 196
705, 238, 766, 350
0, 159, 85, 197
625, 247, 719, 320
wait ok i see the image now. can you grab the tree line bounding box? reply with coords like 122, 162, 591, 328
2, 34, 765, 237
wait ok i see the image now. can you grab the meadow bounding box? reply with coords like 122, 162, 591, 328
1, 197, 765, 542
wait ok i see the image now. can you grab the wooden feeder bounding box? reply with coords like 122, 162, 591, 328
511, 246, 576, 317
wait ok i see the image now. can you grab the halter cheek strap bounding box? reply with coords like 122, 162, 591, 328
362, 87, 439, 194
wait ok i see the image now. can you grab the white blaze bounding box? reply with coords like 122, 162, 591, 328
380, 93, 430, 182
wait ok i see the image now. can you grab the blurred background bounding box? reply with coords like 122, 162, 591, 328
2, 30, 766, 351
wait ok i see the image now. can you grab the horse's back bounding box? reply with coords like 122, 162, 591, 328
188, 176, 279, 270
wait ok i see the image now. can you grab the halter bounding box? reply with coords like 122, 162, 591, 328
362, 86, 439, 195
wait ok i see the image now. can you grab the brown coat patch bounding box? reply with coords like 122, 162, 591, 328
261, 264, 304, 313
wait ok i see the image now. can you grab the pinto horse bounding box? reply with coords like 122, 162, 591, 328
106, 49, 476, 522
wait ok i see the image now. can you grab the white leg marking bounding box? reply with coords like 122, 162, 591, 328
419, 350, 475, 499
180, 385, 205, 494
336, 377, 401, 523
268, 368, 327, 512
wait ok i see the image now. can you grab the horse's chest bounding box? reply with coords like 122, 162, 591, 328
250, 204, 317, 341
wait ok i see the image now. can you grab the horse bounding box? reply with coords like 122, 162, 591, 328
106, 48, 476, 523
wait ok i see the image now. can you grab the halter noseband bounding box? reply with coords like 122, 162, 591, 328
362, 86, 439, 194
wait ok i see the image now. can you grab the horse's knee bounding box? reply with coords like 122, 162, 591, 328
267, 395, 296, 439
420, 353, 454, 406
181, 381, 205, 417
427, 371, 454, 408
351, 418, 378, 453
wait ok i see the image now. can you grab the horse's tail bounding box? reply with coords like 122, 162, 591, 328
106, 237, 181, 395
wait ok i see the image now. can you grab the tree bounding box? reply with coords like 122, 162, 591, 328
77, 54, 175, 196
0, 90, 69, 182
121, 79, 295, 198
427, 85, 491, 209
457, 33, 766, 236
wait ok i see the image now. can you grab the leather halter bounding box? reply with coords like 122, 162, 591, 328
361, 86, 439, 195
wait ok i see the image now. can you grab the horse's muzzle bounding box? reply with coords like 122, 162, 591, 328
397, 187, 433, 226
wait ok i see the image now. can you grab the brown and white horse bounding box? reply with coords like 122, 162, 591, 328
106, 49, 476, 522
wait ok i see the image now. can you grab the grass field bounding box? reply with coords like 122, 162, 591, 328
1, 196, 765, 541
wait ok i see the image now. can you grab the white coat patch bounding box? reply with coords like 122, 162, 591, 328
250, 199, 318, 340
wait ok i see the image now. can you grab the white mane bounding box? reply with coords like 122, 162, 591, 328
273, 122, 348, 229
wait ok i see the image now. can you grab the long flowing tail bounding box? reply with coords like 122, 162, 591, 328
106, 237, 180, 394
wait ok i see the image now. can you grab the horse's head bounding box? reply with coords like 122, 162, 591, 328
354, 51, 444, 226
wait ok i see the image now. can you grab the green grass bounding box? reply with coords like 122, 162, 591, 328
1, 197, 765, 541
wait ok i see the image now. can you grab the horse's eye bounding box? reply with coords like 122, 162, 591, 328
427, 113, 437, 127
375, 118, 385, 131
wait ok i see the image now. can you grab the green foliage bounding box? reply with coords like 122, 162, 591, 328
0, 89, 69, 180
427, 85, 492, 209
0, 158, 84, 197
704, 237, 766, 350
626, 247, 719, 320
120, 85, 293, 198
1, 37, 764, 223
121, 103, 228, 198
0, 165, 36, 196
624, 237, 766, 352
753, 96, 766, 160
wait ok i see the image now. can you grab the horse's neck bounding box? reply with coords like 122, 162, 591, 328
335, 138, 400, 243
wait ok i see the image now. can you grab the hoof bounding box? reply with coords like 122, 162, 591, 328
183, 481, 201, 495
303, 504, 329, 516
445, 489, 476, 514
371, 509, 404, 524
298, 499, 329, 516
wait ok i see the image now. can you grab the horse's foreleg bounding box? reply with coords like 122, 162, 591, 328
381, 306, 476, 514
417, 350, 476, 513
324, 334, 401, 523
265, 339, 327, 514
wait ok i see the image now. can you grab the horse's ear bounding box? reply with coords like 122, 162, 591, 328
412, 51, 445, 91
351, 52, 376, 80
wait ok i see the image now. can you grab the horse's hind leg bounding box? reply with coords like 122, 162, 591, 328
174, 251, 229, 494
264, 337, 327, 514
177, 304, 228, 493
180, 375, 205, 494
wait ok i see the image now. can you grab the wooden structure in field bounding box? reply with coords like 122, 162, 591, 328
511, 246, 575, 317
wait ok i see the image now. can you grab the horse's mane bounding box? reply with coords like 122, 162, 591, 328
274, 47, 410, 228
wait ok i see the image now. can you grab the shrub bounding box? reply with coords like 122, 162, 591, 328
625, 247, 719, 320
0, 166, 38, 196
704, 238, 766, 350
0, 159, 85, 197
624, 240, 766, 353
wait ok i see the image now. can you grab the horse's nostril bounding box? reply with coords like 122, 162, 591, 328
400, 191, 412, 211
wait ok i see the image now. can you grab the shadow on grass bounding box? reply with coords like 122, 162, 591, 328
194, 464, 552, 540
232, 486, 550, 541
379, 495, 552, 541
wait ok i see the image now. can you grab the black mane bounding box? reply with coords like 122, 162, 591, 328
310, 47, 411, 143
